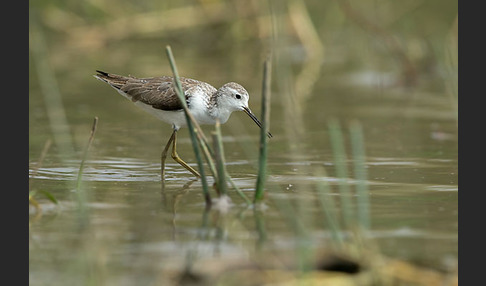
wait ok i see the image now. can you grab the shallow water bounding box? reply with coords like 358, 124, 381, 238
29, 135, 457, 283
30, 1, 457, 284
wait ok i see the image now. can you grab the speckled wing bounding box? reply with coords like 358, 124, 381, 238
95, 70, 206, 111
120, 76, 185, 111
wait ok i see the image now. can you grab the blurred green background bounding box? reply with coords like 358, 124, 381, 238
29, 0, 458, 157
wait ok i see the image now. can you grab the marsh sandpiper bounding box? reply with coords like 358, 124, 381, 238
94, 70, 272, 179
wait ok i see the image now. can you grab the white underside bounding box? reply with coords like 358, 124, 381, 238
116, 88, 227, 130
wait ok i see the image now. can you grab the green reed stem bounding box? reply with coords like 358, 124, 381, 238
227, 174, 252, 205
76, 117, 98, 191
76, 116, 98, 192
254, 57, 272, 203
30, 25, 74, 159
29, 139, 56, 213
328, 119, 354, 228
272, 192, 312, 272
75, 116, 98, 226
349, 120, 370, 229
195, 119, 250, 202
212, 121, 228, 196
197, 135, 251, 203
165, 45, 211, 206
197, 135, 217, 178
254, 208, 267, 250
29, 139, 52, 192
314, 167, 343, 246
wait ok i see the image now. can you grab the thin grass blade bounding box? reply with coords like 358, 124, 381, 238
254, 56, 272, 203
165, 45, 211, 205
328, 119, 354, 228
212, 121, 228, 196
349, 120, 370, 230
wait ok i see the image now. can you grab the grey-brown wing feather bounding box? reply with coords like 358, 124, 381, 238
121, 76, 185, 111
95, 71, 214, 111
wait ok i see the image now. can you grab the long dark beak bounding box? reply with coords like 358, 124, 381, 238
242, 107, 273, 138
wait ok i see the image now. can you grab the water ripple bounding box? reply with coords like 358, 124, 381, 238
30, 157, 164, 182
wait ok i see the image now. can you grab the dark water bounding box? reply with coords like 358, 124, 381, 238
29, 1, 457, 284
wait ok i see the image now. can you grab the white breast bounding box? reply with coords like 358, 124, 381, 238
116, 87, 219, 130
186, 88, 217, 125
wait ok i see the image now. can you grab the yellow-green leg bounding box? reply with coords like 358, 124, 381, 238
171, 130, 201, 178
161, 130, 176, 181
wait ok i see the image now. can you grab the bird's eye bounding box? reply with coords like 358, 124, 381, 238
235, 94, 242, 99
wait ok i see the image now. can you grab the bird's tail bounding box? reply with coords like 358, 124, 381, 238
93, 70, 130, 89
